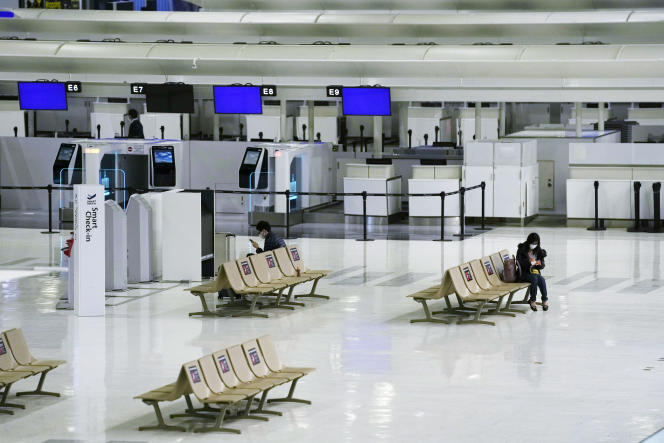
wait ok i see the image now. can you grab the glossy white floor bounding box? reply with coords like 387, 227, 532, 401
1, 226, 664, 443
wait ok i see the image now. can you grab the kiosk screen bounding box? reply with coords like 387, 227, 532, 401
153, 150, 173, 164
242, 150, 261, 166
18, 82, 67, 111
57, 145, 75, 161
213, 86, 263, 114
342, 87, 391, 116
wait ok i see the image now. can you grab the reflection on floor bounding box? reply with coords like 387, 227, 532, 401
1, 226, 664, 442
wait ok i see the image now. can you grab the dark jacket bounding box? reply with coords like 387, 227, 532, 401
256, 231, 286, 253
516, 242, 547, 276
128, 119, 144, 139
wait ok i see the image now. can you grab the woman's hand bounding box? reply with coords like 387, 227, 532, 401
250, 239, 259, 249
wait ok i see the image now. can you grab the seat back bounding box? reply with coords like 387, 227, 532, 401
0, 333, 19, 371
263, 251, 285, 280
448, 267, 473, 300
227, 345, 257, 384
4, 328, 33, 366
490, 253, 505, 277
470, 260, 493, 290
199, 354, 228, 395
183, 360, 211, 401
212, 349, 241, 389
249, 253, 273, 284
241, 339, 271, 378
481, 256, 504, 287
460, 262, 483, 293
222, 262, 249, 292
287, 245, 307, 272
499, 249, 511, 262
236, 258, 261, 287
274, 247, 297, 277
256, 335, 284, 372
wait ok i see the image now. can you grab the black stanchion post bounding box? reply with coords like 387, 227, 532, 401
435, 126, 439, 143
316, 132, 321, 142
239, 123, 244, 141
628, 181, 642, 232
459, 187, 465, 240
219, 126, 223, 140
474, 181, 492, 231
360, 125, 365, 152
96, 124, 101, 139
650, 182, 663, 233
259, 131, 263, 139
356, 191, 374, 242
423, 133, 429, 146
13, 126, 18, 137
285, 190, 291, 239
120, 120, 125, 137
433, 191, 451, 242
41, 184, 59, 235
408, 129, 412, 148
65, 119, 69, 133
302, 124, 307, 141
160, 125, 165, 139
587, 180, 606, 231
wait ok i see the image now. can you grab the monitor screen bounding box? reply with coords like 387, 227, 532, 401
342, 87, 391, 116
56, 145, 76, 161
152, 147, 174, 164
242, 150, 261, 166
145, 84, 194, 114
213, 86, 263, 114
18, 82, 67, 111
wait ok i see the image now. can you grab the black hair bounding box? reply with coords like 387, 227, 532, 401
525, 232, 542, 252
256, 220, 271, 233
127, 109, 139, 119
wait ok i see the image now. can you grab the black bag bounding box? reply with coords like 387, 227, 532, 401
502, 256, 518, 283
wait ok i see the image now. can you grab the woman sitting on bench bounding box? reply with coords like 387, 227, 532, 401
517, 232, 548, 312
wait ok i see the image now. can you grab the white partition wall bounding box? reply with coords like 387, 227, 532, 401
105, 200, 127, 291
408, 165, 461, 217
142, 113, 181, 139
0, 110, 25, 137
567, 180, 632, 219
126, 194, 154, 283
90, 113, 124, 139
161, 190, 201, 282
344, 163, 401, 217
141, 192, 164, 278
246, 106, 281, 141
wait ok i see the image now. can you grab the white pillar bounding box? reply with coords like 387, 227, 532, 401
499, 102, 506, 137
213, 114, 220, 141
598, 102, 605, 131
280, 99, 287, 141
307, 101, 315, 142
83, 145, 101, 185
373, 116, 383, 157
399, 102, 409, 147
474, 102, 482, 140
575, 102, 583, 137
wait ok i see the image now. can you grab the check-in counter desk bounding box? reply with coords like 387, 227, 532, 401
344, 163, 402, 222
408, 165, 461, 218
567, 143, 664, 222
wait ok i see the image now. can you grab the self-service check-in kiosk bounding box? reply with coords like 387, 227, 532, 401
238, 147, 268, 189
53, 143, 82, 222
151, 145, 177, 188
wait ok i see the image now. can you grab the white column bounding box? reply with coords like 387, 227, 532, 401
213, 114, 220, 141
499, 102, 506, 137
373, 116, 383, 157
280, 99, 287, 141
399, 102, 409, 147
575, 102, 583, 137
73, 184, 105, 317
83, 145, 101, 185
307, 101, 315, 142
474, 102, 482, 140
598, 102, 605, 131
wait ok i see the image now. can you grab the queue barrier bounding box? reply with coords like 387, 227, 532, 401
0, 328, 65, 414
134, 335, 314, 433
187, 246, 329, 318
0, 182, 489, 242
407, 249, 531, 326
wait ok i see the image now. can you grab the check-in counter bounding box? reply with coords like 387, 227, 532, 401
344, 163, 402, 220
408, 165, 461, 217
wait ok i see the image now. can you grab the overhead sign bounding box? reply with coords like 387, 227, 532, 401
130, 83, 147, 95
73, 184, 105, 317
260, 85, 277, 97
326, 85, 342, 97
65, 81, 82, 93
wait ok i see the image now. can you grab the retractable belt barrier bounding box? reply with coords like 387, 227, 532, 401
0, 181, 487, 242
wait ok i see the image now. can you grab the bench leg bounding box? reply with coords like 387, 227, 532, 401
410, 299, 451, 324
0, 384, 24, 411
510, 288, 531, 305
251, 389, 283, 416
194, 405, 241, 434
170, 394, 218, 419
189, 293, 223, 317
231, 295, 269, 318
457, 301, 496, 326
432, 296, 473, 317
16, 370, 60, 397
138, 400, 186, 432
483, 296, 516, 317
294, 278, 329, 300
235, 395, 269, 421
501, 291, 528, 314
282, 286, 306, 307
266, 377, 312, 405
264, 289, 296, 310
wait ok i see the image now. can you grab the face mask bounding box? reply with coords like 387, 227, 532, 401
259, 231, 267, 239
529, 243, 537, 249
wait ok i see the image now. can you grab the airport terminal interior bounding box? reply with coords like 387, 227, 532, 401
1, 0, 664, 442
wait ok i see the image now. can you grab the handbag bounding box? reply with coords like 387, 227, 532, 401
502, 256, 518, 283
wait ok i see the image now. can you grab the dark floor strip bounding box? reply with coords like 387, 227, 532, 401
618, 279, 664, 294
551, 272, 592, 285
572, 278, 629, 292
325, 265, 365, 279
331, 272, 392, 285
376, 273, 436, 287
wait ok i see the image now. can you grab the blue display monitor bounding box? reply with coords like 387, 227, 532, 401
342, 87, 391, 116
18, 82, 68, 111
213, 86, 263, 114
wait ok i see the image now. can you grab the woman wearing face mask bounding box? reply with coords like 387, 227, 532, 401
516, 232, 548, 312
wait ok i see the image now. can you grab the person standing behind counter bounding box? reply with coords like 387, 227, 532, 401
126, 109, 144, 139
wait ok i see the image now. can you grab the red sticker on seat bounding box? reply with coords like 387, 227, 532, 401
463, 267, 473, 282
484, 261, 494, 275
241, 261, 251, 275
